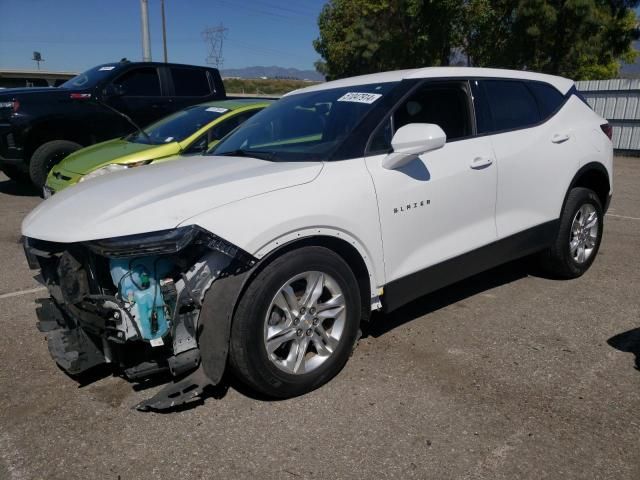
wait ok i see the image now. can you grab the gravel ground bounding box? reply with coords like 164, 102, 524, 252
0, 157, 638, 480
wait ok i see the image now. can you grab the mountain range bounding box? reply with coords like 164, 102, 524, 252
221, 66, 324, 82
224, 47, 640, 82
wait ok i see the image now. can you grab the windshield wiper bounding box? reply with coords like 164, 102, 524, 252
216, 149, 276, 161
92, 99, 153, 144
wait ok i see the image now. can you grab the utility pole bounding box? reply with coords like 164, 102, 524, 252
161, 0, 168, 62
140, 0, 152, 62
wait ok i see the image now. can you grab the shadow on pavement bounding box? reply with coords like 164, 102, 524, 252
608, 328, 640, 371
140, 258, 545, 409
72, 364, 114, 387
0, 178, 40, 197
365, 258, 531, 338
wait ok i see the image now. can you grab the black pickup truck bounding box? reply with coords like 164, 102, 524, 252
0, 60, 227, 187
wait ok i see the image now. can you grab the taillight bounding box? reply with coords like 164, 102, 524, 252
0, 100, 19, 113
600, 123, 613, 140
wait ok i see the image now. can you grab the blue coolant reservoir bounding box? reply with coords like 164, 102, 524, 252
109, 257, 173, 341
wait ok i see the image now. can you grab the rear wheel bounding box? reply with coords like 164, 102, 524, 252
540, 187, 604, 278
229, 247, 361, 398
29, 140, 82, 188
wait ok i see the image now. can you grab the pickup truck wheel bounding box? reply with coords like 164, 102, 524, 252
229, 246, 361, 398
0, 165, 31, 184
29, 140, 82, 188
541, 187, 603, 279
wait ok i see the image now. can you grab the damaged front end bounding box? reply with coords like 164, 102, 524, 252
23, 226, 256, 410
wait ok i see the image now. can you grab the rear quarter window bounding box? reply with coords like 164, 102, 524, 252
171, 68, 211, 96
527, 81, 565, 119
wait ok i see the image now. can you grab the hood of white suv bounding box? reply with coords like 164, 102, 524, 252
22, 155, 323, 243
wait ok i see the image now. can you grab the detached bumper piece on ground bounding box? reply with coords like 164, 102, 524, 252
24, 226, 256, 411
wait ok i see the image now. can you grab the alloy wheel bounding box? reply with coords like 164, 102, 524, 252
263, 271, 347, 375
569, 203, 599, 264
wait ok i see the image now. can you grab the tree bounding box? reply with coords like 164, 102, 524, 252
463, 0, 640, 79
313, 0, 466, 80
314, 0, 640, 80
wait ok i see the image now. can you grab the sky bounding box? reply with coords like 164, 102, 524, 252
2, 2, 639, 74
0, 0, 327, 73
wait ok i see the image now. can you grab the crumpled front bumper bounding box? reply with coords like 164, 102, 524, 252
35, 297, 106, 375
23, 233, 255, 410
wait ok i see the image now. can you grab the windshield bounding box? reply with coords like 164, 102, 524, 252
60, 64, 119, 89
128, 105, 229, 145
211, 82, 399, 162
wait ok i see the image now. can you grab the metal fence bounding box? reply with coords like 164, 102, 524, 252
577, 79, 640, 152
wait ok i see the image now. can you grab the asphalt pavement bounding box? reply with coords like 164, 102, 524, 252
0, 157, 638, 480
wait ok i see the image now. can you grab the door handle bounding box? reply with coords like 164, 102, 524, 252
470, 156, 493, 169
551, 133, 570, 144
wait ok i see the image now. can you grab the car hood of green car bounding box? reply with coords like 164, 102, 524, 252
60, 138, 180, 174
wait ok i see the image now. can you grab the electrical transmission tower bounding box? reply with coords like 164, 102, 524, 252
202, 24, 228, 69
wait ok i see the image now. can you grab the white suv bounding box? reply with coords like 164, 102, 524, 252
22, 67, 613, 409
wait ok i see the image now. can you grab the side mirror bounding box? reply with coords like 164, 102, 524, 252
382, 123, 446, 170
103, 83, 125, 98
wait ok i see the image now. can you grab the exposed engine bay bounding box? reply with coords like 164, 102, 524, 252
23, 226, 256, 410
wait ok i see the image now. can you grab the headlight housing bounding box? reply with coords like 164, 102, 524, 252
84, 225, 257, 266
78, 161, 151, 183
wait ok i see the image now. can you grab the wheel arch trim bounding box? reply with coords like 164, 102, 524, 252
252, 228, 382, 304
197, 232, 380, 385
25, 120, 89, 159
562, 161, 611, 214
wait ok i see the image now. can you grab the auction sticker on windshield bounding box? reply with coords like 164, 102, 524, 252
206, 107, 229, 113
337, 92, 383, 104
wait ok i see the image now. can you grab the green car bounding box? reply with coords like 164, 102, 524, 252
45, 99, 272, 195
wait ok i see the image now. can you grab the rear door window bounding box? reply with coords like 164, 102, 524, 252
481, 80, 540, 132
171, 68, 211, 96
115, 67, 161, 96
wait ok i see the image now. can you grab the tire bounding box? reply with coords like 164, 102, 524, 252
229, 246, 361, 398
29, 140, 82, 188
0, 165, 31, 184
540, 187, 604, 279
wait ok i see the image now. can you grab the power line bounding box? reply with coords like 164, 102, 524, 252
214, 0, 311, 26
248, 0, 317, 17
225, 37, 311, 62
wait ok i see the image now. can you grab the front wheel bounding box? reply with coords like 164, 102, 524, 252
540, 187, 604, 279
29, 140, 82, 188
229, 246, 361, 398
